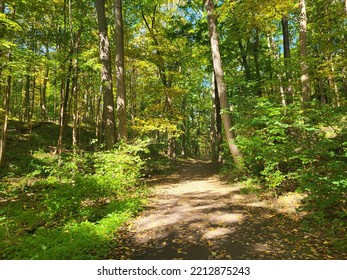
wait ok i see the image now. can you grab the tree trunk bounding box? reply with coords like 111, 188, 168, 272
281, 15, 293, 105
41, 59, 49, 121
204, 0, 242, 166
72, 60, 79, 154
0, 74, 11, 166
299, 0, 310, 104
56, 52, 73, 154
252, 29, 262, 96
129, 64, 137, 140
71, 35, 81, 154
0, 2, 9, 166
211, 71, 223, 163
23, 74, 31, 122
238, 40, 251, 81
115, 0, 127, 141
95, 0, 116, 149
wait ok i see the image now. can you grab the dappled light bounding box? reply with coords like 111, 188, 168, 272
110, 160, 346, 260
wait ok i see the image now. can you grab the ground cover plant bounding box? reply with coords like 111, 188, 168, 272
0, 125, 149, 259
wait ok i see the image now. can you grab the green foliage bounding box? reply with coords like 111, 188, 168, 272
230, 94, 347, 249
0, 142, 149, 259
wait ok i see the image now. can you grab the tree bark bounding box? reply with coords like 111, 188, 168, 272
129, 64, 137, 140
299, 0, 310, 104
115, 0, 127, 141
211, 71, 223, 163
95, 0, 116, 149
204, 0, 242, 166
0, 73, 11, 166
23, 73, 31, 122
238, 40, 251, 81
56, 49, 73, 154
0, 2, 9, 166
281, 15, 293, 104
41, 49, 49, 121
252, 29, 262, 96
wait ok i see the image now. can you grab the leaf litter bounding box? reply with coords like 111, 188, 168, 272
108, 159, 347, 260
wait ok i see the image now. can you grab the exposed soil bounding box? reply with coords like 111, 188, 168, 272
109, 159, 346, 260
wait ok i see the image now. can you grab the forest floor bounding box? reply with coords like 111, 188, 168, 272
109, 158, 347, 260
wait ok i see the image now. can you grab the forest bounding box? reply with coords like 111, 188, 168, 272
0, 0, 346, 259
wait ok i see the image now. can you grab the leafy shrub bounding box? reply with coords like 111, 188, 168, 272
1, 141, 149, 259
232, 96, 347, 218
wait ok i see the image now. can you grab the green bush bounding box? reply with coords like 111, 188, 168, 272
232, 96, 347, 220
1, 141, 149, 259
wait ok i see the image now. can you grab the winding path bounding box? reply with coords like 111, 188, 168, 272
109, 159, 345, 260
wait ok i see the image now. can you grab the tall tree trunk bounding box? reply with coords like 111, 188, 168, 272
252, 29, 262, 96
95, 0, 116, 149
299, 0, 310, 104
211, 71, 223, 163
41, 52, 49, 121
0, 2, 9, 166
31, 74, 36, 124
71, 35, 81, 154
0, 73, 11, 166
115, 0, 127, 141
204, 0, 242, 166
72, 59, 79, 154
129, 64, 137, 140
56, 52, 73, 154
281, 15, 293, 105
238, 40, 251, 81
23, 73, 30, 122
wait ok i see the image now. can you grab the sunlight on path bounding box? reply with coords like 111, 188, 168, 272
111, 160, 344, 260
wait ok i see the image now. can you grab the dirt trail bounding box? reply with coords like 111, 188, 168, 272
110, 159, 346, 260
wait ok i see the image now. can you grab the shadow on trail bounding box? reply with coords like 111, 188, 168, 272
109, 159, 346, 260
146, 159, 219, 186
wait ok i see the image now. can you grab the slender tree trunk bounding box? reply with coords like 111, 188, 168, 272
299, 0, 310, 104
252, 29, 262, 96
95, 0, 116, 149
115, 0, 127, 141
281, 15, 293, 104
129, 65, 137, 140
211, 78, 217, 163
204, 0, 242, 166
41, 57, 49, 121
238, 40, 251, 81
72, 60, 79, 154
24, 74, 30, 122
0, 2, 9, 166
211, 71, 223, 163
71, 37, 81, 154
31, 74, 36, 124
329, 62, 340, 107
56, 51, 73, 154
0, 73, 11, 166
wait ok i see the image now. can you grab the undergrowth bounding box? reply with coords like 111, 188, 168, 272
223, 96, 347, 252
0, 141, 150, 259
